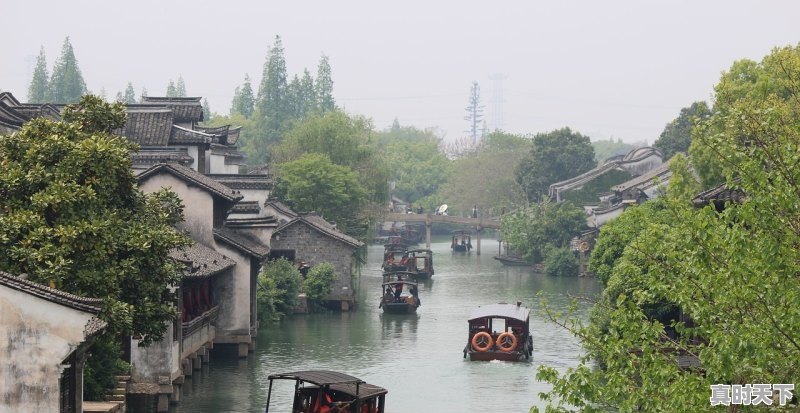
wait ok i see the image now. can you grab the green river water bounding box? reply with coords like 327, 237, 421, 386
171, 238, 601, 413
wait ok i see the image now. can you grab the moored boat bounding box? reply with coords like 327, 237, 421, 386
464, 302, 533, 361
492, 255, 533, 267
265, 370, 387, 413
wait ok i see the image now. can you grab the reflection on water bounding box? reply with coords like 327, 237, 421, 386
172, 239, 600, 413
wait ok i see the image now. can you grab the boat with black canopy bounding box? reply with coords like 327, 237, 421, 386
264, 370, 387, 413
379, 273, 420, 314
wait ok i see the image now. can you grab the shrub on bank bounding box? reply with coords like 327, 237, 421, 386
543, 247, 579, 277
257, 258, 302, 322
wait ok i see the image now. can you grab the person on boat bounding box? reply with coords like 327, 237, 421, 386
394, 283, 403, 302
410, 285, 420, 306
472, 205, 478, 218
400, 253, 409, 269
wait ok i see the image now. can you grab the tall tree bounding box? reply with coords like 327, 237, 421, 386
202, 98, 211, 121
238, 74, 255, 118
316, 54, 335, 113
176, 76, 187, 97
49, 37, 87, 103
165, 80, 177, 97
515, 127, 596, 202
27, 46, 49, 103
139, 87, 148, 103
654, 101, 710, 160
230, 86, 242, 116
299, 69, 316, 116
121, 82, 136, 104
254, 35, 290, 160
0, 95, 188, 343
464, 81, 484, 146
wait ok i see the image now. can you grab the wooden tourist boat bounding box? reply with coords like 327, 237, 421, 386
265, 370, 387, 413
406, 248, 434, 279
492, 254, 533, 267
451, 230, 472, 253
463, 302, 533, 361
379, 275, 420, 314
381, 244, 408, 273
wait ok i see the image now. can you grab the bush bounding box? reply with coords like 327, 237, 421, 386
257, 258, 302, 322
543, 247, 579, 277
83, 334, 129, 401
303, 262, 337, 304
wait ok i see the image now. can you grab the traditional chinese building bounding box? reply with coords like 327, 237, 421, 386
0, 271, 106, 413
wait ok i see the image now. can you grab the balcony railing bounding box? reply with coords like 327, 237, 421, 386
182, 306, 219, 339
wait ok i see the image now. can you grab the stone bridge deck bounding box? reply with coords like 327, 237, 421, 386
382, 212, 501, 254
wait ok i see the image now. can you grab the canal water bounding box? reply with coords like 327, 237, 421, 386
172, 238, 601, 413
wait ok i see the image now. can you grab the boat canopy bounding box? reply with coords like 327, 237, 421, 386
382, 280, 418, 287
407, 249, 432, 254
267, 370, 388, 399
268, 370, 361, 386
468, 303, 530, 322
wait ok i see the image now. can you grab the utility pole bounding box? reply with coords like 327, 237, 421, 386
464, 81, 484, 146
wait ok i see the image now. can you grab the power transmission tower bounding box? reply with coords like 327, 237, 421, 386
464, 81, 484, 146
489, 73, 507, 131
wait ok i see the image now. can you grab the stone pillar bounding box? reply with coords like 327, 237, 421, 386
425, 215, 431, 249
476, 226, 482, 256
238, 342, 249, 358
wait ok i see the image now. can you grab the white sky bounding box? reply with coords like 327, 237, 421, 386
2, 0, 799, 144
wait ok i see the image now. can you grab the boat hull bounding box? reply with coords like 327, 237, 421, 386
492, 255, 533, 267
467, 350, 529, 362
382, 303, 418, 314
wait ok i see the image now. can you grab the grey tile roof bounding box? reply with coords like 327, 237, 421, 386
194, 125, 242, 145
265, 200, 298, 219
275, 214, 364, 248
169, 242, 235, 279
169, 125, 213, 145
225, 216, 279, 228
231, 201, 261, 215
0, 271, 104, 313
14, 104, 62, 121
116, 107, 174, 146
141, 97, 204, 123
612, 158, 674, 193
131, 149, 193, 168
208, 174, 273, 190
692, 181, 745, 208
213, 227, 270, 259
137, 163, 243, 203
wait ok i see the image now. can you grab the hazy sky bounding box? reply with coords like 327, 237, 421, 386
2, 1, 799, 144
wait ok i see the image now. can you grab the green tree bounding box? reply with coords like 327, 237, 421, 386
299, 69, 317, 116
0, 95, 189, 343
256, 258, 302, 321
654, 101, 710, 160
436, 130, 528, 215
231, 74, 255, 118
464, 81, 484, 146
275, 110, 388, 209
251, 35, 290, 163
139, 87, 147, 103
535, 45, 800, 412
500, 200, 585, 264
376, 124, 451, 205
202, 98, 211, 121
27, 46, 49, 103
274, 153, 367, 235
515, 127, 596, 202
48, 37, 87, 103
543, 247, 579, 277
590, 138, 639, 163
302, 262, 336, 304
176, 76, 187, 97
165, 80, 177, 97
316, 54, 335, 113
119, 82, 136, 104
